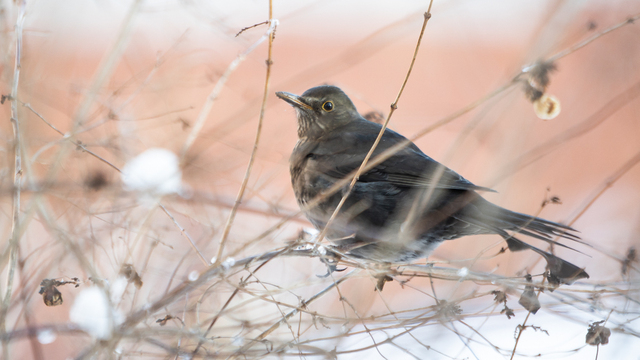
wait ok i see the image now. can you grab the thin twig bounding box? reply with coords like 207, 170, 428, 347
39, 0, 142, 189
510, 276, 547, 360
510, 311, 531, 360
78, 250, 290, 360
159, 204, 210, 266
236, 20, 269, 37
8, 0, 144, 266
215, 10, 278, 264
547, 13, 640, 63
192, 247, 288, 355
522, 149, 640, 274
1, 3, 26, 359
24, 101, 122, 172
23, 100, 210, 268
567, 150, 640, 227
71, 0, 143, 132
313, 5, 434, 247
491, 79, 640, 185
232, 269, 359, 357
180, 19, 278, 161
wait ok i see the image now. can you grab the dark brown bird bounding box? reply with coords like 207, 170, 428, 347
276, 85, 588, 284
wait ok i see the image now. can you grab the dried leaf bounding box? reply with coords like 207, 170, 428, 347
491, 290, 507, 304
120, 264, 143, 289
156, 315, 174, 326
38, 278, 80, 307
522, 61, 556, 102
39, 279, 63, 307
518, 275, 541, 314
586, 320, 611, 345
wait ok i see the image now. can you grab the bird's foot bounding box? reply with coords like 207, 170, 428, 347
316, 249, 346, 278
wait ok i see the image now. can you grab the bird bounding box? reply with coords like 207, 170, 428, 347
276, 85, 589, 284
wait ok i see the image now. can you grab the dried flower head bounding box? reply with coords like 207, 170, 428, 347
533, 94, 561, 120
522, 61, 557, 102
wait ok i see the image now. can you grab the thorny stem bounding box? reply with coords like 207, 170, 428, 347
2, 3, 26, 359
314, 3, 434, 247
216, 7, 277, 265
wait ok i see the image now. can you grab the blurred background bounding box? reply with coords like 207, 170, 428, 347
1, 0, 639, 358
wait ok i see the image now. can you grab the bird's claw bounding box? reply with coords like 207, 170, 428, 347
316, 251, 346, 278
317, 262, 347, 278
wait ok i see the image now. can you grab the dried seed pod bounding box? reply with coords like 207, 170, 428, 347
533, 94, 561, 120
39, 279, 63, 307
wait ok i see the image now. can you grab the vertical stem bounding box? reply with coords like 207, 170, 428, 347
215, 3, 276, 264
314, 2, 434, 246
2, 2, 26, 358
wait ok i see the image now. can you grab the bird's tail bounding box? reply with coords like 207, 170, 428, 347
504, 235, 589, 284
463, 198, 590, 284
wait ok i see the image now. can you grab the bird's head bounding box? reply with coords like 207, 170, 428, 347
276, 85, 360, 138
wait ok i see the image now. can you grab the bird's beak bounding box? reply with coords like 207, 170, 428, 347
276, 91, 313, 111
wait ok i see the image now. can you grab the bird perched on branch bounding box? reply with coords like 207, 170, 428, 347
276, 85, 588, 284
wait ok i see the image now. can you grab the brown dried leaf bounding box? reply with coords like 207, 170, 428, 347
492, 290, 507, 304
156, 315, 174, 326
500, 306, 515, 319
120, 263, 143, 289
39, 279, 63, 307
586, 320, 611, 345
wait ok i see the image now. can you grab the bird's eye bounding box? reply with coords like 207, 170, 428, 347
322, 101, 334, 112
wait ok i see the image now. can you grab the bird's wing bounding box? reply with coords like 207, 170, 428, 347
313, 119, 495, 192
